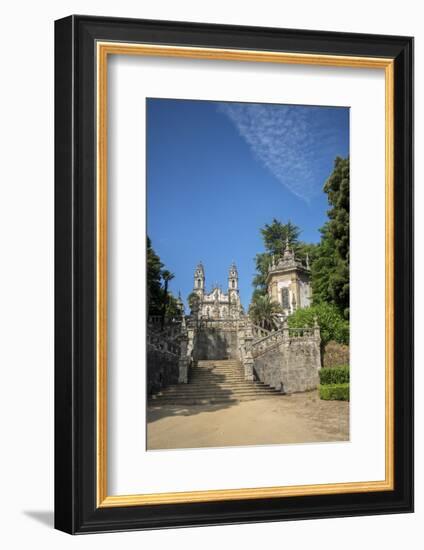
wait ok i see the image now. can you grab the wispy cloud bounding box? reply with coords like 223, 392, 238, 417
218, 103, 345, 202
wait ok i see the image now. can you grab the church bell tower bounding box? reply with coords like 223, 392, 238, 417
228, 262, 240, 318
193, 262, 205, 298
228, 262, 239, 292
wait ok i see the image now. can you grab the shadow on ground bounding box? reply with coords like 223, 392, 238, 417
147, 368, 242, 422
23, 510, 54, 528
147, 400, 239, 423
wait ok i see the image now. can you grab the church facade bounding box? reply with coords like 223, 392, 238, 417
192, 262, 243, 320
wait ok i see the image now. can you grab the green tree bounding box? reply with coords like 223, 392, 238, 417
188, 292, 200, 316
147, 236, 164, 316
288, 303, 349, 349
260, 218, 300, 256
147, 237, 180, 327
160, 269, 175, 329
252, 219, 302, 299
248, 294, 283, 331
252, 252, 273, 296
161, 269, 175, 298
312, 157, 350, 318
164, 294, 181, 322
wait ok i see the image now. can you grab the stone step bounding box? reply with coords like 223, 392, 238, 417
195, 366, 240, 370
160, 385, 274, 394
188, 381, 251, 386
191, 370, 243, 374
191, 377, 253, 382
179, 381, 269, 388
189, 374, 245, 380
190, 373, 244, 377
197, 360, 240, 364
188, 376, 248, 386
148, 394, 278, 405
191, 374, 242, 378
149, 358, 279, 405
154, 389, 280, 398
194, 365, 241, 370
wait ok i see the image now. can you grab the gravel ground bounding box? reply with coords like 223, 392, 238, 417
147, 390, 349, 450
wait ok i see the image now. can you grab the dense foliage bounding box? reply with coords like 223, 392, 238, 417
187, 292, 200, 316
251, 219, 317, 297
319, 383, 350, 401
312, 157, 350, 319
147, 236, 164, 316
319, 366, 349, 385
147, 236, 180, 323
287, 302, 349, 347
260, 219, 300, 255
248, 294, 283, 331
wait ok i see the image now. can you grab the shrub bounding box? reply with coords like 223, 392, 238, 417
287, 302, 349, 347
319, 366, 349, 385
319, 383, 350, 401
323, 340, 350, 368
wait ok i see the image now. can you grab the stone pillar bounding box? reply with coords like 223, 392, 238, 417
178, 334, 189, 384
178, 357, 189, 384
313, 315, 321, 341
242, 322, 255, 380
282, 318, 289, 341
243, 350, 255, 381
237, 325, 245, 362
178, 326, 195, 384
313, 315, 321, 369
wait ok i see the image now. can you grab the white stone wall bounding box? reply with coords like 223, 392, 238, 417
299, 279, 311, 308
198, 287, 241, 319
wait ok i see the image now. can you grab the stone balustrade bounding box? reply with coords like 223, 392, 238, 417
241, 319, 321, 394
251, 325, 319, 358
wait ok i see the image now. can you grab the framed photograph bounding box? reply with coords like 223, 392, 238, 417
54, 15, 413, 534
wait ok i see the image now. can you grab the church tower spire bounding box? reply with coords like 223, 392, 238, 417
228, 262, 241, 317
228, 261, 238, 291
193, 262, 205, 297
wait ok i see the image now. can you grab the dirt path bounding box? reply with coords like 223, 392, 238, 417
147, 391, 349, 450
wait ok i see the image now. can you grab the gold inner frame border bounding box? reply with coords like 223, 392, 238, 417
96, 41, 395, 508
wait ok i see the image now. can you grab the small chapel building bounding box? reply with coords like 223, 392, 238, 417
266, 238, 312, 316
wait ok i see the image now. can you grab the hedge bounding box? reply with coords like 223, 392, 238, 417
319, 366, 349, 385
319, 383, 350, 401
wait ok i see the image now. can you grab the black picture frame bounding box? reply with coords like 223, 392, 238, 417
55, 15, 414, 534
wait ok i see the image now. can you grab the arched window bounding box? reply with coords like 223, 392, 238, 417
281, 287, 290, 310
197, 279, 201, 288
231, 280, 235, 288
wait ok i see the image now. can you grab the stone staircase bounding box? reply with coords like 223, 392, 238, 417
149, 359, 281, 405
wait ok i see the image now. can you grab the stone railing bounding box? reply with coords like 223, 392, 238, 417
251, 323, 271, 340
147, 330, 181, 356
248, 319, 321, 393
251, 323, 319, 359
147, 317, 194, 387
148, 315, 162, 328
196, 318, 242, 331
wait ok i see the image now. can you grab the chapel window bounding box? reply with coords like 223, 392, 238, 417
282, 288, 290, 310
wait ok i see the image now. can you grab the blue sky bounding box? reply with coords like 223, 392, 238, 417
147, 98, 349, 310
